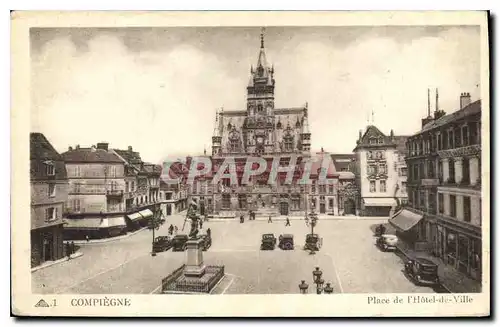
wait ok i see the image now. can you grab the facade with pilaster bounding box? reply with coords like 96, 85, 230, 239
403, 91, 482, 281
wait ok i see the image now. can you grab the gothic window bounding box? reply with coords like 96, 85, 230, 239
276, 120, 282, 129
227, 122, 232, 129
257, 104, 264, 113
296, 119, 301, 128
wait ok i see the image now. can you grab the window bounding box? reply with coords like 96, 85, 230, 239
463, 196, 471, 222
450, 195, 457, 217
328, 185, 334, 194
369, 181, 376, 193
367, 151, 373, 159
73, 199, 81, 211
48, 183, 56, 197
319, 185, 326, 194
438, 193, 444, 214
401, 182, 407, 193
46, 163, 55, 176
284, 139, 294, 152
438, 160, 443, 182
448, 129, 454, 149
448, 159, 455, 183
369, 138, 377, 145
469, 122, 478, 144
45, 207, 57, 222
419, 191, 425, 209
400, 167, 407, 176
329, 198, 334, 208
312, 182, 316, 194
379, 164, 387, 175
437, 133, 442, 151
222, 194, 231, 209
368, 165, 377, 175
380, 180, 386, 192
462, 158, 470, 184
427, 160, 434, 178
462, 126, 469, 146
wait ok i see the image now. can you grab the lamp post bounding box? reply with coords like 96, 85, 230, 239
298, 267, 334, 294
298, 280, 309, 294
309, 211, 318, 254
151, 204, 160, 257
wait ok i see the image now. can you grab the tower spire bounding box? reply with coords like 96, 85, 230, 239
260, 27, 265, 49
435, 88, 439, 112
427, 88, 431, 117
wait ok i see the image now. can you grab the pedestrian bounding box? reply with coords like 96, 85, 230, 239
240, 215, 244, 223
200, 220, 203, 229
70, 241, 76, 256
85, 235, 89, 243
305, 216, 309, 227
174, 226, 178, 234
285, 217, 291, 227
207, 228, 211, 237
65, 242, 71, 258
168, 224, 174, 235
378, 224, 386, 236
268, 215, 272, 223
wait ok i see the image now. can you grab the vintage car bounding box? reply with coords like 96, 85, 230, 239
260, 233, 277, 250
171, 234, 189, 251
376, 234, 398, 252
278, 234, 294, 250
404, 257, 440, 286
152, 236, 172, 252
199, 234, 212, 251
303, 233, 323, 251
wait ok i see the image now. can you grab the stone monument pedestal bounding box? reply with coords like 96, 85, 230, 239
161, 236, 225, 294
184, 238, 206, 277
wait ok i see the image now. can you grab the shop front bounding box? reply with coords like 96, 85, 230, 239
435, 218, 482, 281
389, 208, 425, 250
362, 198, 397, 217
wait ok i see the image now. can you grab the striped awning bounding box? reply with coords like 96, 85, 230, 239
127, 212, 143, 221
389, 209, 423, 232
64, 217, 126, 230
139, 209, 154, 218
363, 198, 397, 207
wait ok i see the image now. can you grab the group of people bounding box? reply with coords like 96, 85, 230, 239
65, 241, 77, 258
168, 224, 179, 236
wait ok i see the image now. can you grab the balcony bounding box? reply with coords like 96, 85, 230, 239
437, 144, 481, 159
106, 189, 124, 198
420, 178, 439, 187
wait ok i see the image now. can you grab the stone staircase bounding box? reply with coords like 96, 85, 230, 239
254, 207, 279, 217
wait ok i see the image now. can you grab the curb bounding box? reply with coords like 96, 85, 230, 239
395, 246, 453, 293
68, 227, 149, 244
31, 252, 83, 273
207, 216, 390, 222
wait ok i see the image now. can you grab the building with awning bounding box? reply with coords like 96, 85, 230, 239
361, 197, 397, 216
64, 216, 127, 239
138, 209, 154, 218
389, 209, 423, 232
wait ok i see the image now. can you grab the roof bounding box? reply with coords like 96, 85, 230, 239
30, 133, 68, 180
113, 149, 142, 164
62, 147, 123, 163
142, 163, 162, 175
30, 133, 63, 161
353, 125, 404, 152
420, 100, 481, 133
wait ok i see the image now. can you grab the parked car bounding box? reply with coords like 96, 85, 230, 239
152, 236, 172, 252
171, 234, 189, 251
376, 234, 398, 252
404, 257, 440, 286
260, 233, 277, 250
303, 233, 322, 251
278, 234, 294, 250
200, 234, 212, 251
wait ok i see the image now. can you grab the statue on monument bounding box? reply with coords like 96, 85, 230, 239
187, 199, 201, 239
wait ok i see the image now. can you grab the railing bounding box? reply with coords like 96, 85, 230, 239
162, 265, 225, 293
106, 189, 124, 196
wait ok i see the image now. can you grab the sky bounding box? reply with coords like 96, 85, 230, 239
30, 26, 481, 164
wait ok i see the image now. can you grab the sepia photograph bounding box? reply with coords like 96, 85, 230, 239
11, 11, 490, 317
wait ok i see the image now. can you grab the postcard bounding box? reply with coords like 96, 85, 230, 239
11, 11, 490, 317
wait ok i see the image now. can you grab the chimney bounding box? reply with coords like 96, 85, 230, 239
359, 129, 362, 141
75, 144, 80, 150
96, 142, 109, 151
390, 129, 394, 137
68, 146, 73, 151
128, 146, 133, 152
460, 92, 471, 109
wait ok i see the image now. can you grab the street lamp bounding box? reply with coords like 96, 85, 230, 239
299, 267, 334, 294
298, 280, 309, 294
309, 212, 318, 254
324, 282, 334, 294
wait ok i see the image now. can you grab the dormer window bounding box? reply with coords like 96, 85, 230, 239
378, 137, 384, 144
44, 161, 55, 176
369, 137, 377, 145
